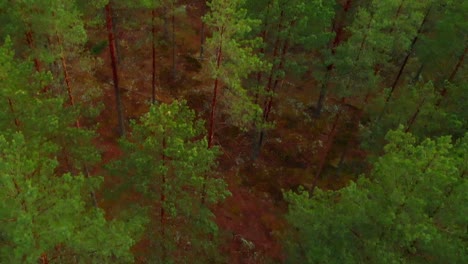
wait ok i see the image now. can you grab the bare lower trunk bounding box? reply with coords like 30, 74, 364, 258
199, 1, 206, 60
405, 97, 426, 133
152, 9, 157, 104
311, 99, 344, 194
315, 0, 352, 117
8, 98, 20, 128
436, 46, 466, 107
105, 3, 125, 136
171, 3, 176, 78
386, 5, 432, 103
315, 68, 331, 117
203, 39, 223, 205
160, 136, 167, 262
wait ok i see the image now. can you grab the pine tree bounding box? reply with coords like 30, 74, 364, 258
284, 128, 468, 263
108, 100, 229, 263
203, 0, 264, 148
247, 0, 335, 155
0, 132, 142, 263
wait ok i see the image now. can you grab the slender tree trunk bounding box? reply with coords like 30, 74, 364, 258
311, 99, 344, 194
171, 6, 176, 78
111, 9, 121, 65
105, 3, 125, 137
389, 0, 406, 34
25, 30, 42, 73
207, 36, 223, 149
448, 46, 467, 83
264, 10, 284, 100
152, 8, 157, 104
160, 136, 167, 262
253, 0, 272, 105
163, 7, 169, 40
336, 140, 351, 176
253, 9, 284, 159
199, 1, 206, 60
25, 29, 50, 93
8, 98, 20, 128
203, 32, 224, 205
405, 96, 426, 133
412, 63, 424, 83
436, 46, 466, 107
263, 21, 294, 123
40, 253, 48, 264
315, 0, 352, 117
385, 5, 432, 103
315, 67, 332, 117
342, 11, 374, 95
57, 34, 98, 207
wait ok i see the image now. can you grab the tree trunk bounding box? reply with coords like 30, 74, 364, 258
315, 67, 331, 117
253, 0, 272, 105
436, 46, 466, 107
199, 1, 206, 60
203, 31, 224, 205
57, 34, 98, 207
447, 46, 467, 83
163, 7, 169, 40
152, 9, 157, 104
386, 5, 432, 103
25, 29, 50, 93
405, 96, 426, 133
253, 10, 284, 159
160, 136, 167, 262
315, 0, 352, 117
263, 21, 294, 123
108, 7, 121, 65
389, 0, 406, 34
263, 10, 284, 101
105, 3, 125, 137
8, 98, 20, 128
207, 42, 223, 149
171, 2, 176, 79
25, 30, 42, 73
412, 63, 424, 84
311, 99, 343, 194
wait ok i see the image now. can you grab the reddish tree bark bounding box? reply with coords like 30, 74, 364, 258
152, 8, 157, 104
405, 96, 426, 133
263, 10, 285, 103
253, 0, 273, 105
8, 98, 20, 128
40, 253, 48, 264
386, 5, 432, 103
25, 30, 42, 73
447, 46, 467, 83
160, 136, 167, 261
207, 34, 224, 149
315, 0, 353, 116
172, 9, 176, 78
436, 45, 466, 106
311, 98, 344, 194
199, 0, 206, 60
105, 3, 125, 136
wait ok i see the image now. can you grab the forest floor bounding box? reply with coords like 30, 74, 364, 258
82, 2, 365, 263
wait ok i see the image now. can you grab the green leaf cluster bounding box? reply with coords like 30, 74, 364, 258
284, 128, 468, 263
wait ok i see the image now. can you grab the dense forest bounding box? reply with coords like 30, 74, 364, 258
0, 0, 466, 263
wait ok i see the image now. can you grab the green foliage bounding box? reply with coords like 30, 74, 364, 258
0, 132, 138, 263
284, 128, 468, 263
109, 100, 230, 263
0, 36, 141, 263
204, 0, 265, 130
0, 37, 99, 170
